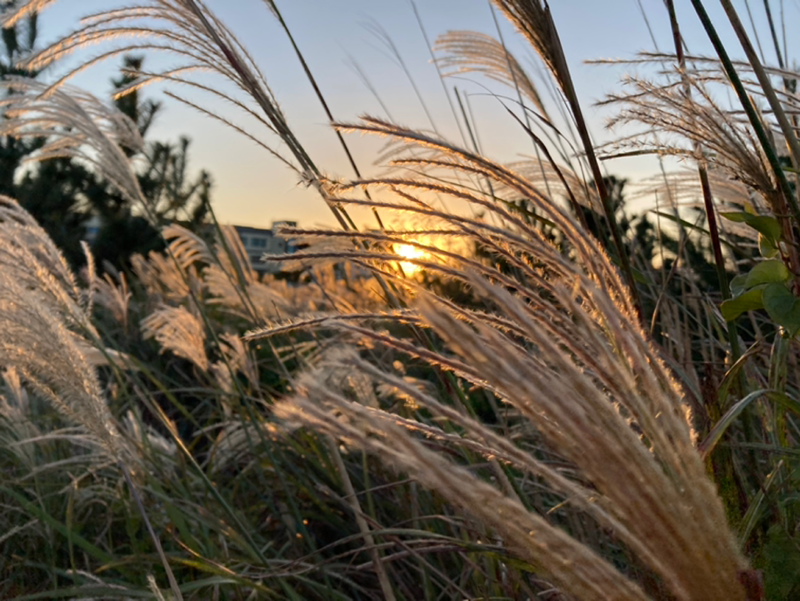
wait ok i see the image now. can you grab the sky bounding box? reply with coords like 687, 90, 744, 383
29, 0, 800, 229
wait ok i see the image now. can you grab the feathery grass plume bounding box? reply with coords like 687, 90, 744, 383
123, 409, 176, 459
0, 196, 92, 329
0, 78, 146, 209
487, 1, 568, 96
131, 251, 196, 304
489, 0, 639, 306
210, 332, 258, 396
0, 368, 42, 468
0, 198, 128, 461
141, 304, 209, 371
434, 30, 549, 119
163, 222, 290, 321
0, 273, 127, 461
161, 223, 217, 270
266, 118, 750, 599
0, 0, 58, 28
600, 75, 777, 207
93, 269, 132, 330
4, 0, 362, 231
506, 157, 601, 211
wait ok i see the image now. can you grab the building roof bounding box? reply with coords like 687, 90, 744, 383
234, 225, 275, 236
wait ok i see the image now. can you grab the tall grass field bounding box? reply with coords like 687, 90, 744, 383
2, 0, 800, 599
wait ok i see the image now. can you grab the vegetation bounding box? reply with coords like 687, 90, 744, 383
0, 2, 213, 269
2, 0, 800, 599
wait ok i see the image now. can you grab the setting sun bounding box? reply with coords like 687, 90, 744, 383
394, 243, 426, 275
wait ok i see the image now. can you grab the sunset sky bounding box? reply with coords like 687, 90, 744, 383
32, 0, 800, 229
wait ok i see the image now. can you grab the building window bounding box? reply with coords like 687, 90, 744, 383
251, 237, 267, 248
239, 236, 248, 246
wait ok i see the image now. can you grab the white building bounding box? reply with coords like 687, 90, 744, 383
234, 221, 297, 274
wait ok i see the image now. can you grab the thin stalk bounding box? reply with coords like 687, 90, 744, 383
326, 437, 397, 601
743, 0, 767, 63
267, 0, 385, 230
408, 0, 468, 144
454, 87, 497, 204
489, 3, 555, 202
761, 0, 800, 220
714, 0, 800, 228
665, 1, 737, 310
538, 4, 641, 315
689, 0, 800, 227
121, 464, 183, 601
184, 0, 357, 234
762, 0, 786, 70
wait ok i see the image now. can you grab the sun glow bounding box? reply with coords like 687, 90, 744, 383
394, 243, 426, 276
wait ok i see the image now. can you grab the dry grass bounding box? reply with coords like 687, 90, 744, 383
1, 1, 795, 599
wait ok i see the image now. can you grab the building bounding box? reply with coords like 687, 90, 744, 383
234, 221, 297, 274
81, 215, 298, 275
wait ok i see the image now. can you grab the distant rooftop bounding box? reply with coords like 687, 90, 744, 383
233, 221, 298, 274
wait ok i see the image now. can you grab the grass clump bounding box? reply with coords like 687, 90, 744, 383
3, 1, 800, 599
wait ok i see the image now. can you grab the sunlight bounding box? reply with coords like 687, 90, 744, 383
394, 243, 426, 276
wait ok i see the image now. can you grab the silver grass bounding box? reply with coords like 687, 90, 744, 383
434, 30, 549, 119
5, 0, 309, 178
93, 270, 132, 330
131, 251, 196, 304
506, 158, 601, 211
162, 222, 291, 321
211, 332, 258, 395
123, 410, 177, 459
631, 170, 765, 242
600, 75, 776, 206
0, 199, 128, 460
269, 120, 749, 600
206, 418, 273, 474
0, 369, 41, 467
0, 276, 127, 461
0, 78, 146, 209
141, 304, 209, 371
0, 197, 93, 331
0, 1, 755, 596
487, 0, 569, 99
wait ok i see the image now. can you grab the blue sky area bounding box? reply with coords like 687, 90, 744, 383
30, 0, 800, 228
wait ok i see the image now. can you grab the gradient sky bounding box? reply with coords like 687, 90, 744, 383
31, 0, 800, 228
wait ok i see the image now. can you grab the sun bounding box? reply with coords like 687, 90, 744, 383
394, 243, 426, 276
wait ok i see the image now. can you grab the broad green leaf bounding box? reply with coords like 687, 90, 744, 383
720, 212, 782, 243
759, 232, 779, 258
730, 273, 748, 297
720, 287, 765, 321
763, 282, 800, 336
745, 260, 791, 289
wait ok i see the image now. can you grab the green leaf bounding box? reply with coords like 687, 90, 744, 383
766, 390, 800, 417
730, 273, 748, 297
745, 260, 791, 289
762, 525, 800, 600
720, 212, 782, 243
720, 287, 765, 321
759, 232, 779, 258
0, 486, 113, 565
699, 389, 769, 458
718, 341, 763, 405
652, 211, 742, 252
763, 282, 800, 336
